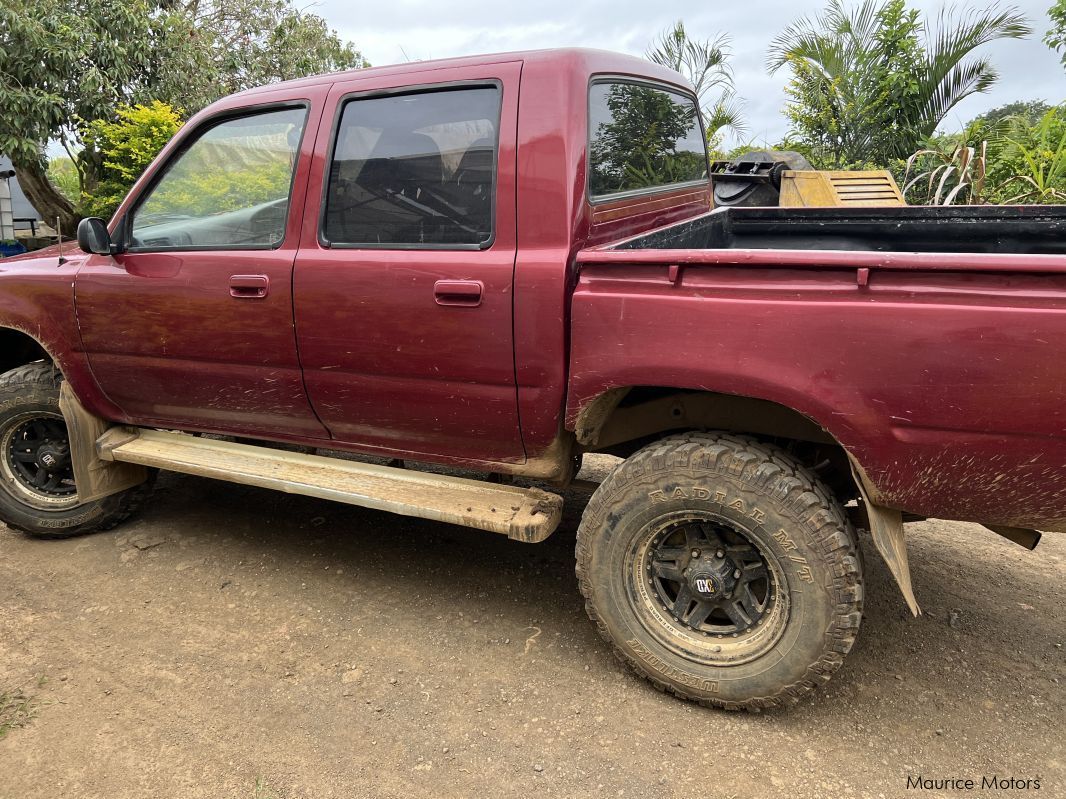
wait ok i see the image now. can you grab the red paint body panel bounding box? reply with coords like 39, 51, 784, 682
567, 259, 1066, 529
3, 48, 1065, 530
292, 62, 524, 462
0, 248, 126, 422
76, 248, 329, 437
74, 84, 330, 438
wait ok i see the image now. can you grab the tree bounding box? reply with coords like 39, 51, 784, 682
767, 0, 1030, 168
967, 100, 1052, 129
80, 101, 184, 219
1046, 0, 1066, 66
0, 0, 165, 232
646, 21, 746, 148
159, 0, 369, 112
0, 0, 367, 233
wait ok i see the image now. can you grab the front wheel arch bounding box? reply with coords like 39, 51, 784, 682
0, 327, 51, 374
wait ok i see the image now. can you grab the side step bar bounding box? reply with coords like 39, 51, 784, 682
96, 428, 563, 543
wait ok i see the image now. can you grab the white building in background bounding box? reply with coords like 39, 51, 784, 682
0, 170, 13, 240
0, 156, 45, 238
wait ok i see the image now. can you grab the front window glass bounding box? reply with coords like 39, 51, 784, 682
323, 86, 500, 247
588, 82, 707, 199
131, 107, 306, 249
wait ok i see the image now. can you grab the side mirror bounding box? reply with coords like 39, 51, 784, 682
77, 217, 112, 255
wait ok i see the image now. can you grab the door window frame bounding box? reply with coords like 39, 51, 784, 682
317, 79, 504, 252
119, 100, 311, 254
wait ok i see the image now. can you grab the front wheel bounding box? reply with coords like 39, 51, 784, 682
0, 362, 153, 538
576, 432, 863, 709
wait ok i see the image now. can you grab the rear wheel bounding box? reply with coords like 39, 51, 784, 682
0, 362, 153, 538
576, 432, 863, 709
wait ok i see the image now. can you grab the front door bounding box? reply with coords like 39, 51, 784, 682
77, 103, 329, 439
293, 64, 525, 463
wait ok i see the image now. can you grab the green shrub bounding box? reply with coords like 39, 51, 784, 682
81, 101, 183, 219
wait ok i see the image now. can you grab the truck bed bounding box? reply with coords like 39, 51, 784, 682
569, 204, 1066, 531
604, 205, 1066, 256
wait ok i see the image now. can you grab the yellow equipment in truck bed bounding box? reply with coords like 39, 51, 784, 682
710, 151, 906, 208
779, 170, 905, 207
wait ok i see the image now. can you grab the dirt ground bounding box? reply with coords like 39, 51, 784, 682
0, 456, 1063, 799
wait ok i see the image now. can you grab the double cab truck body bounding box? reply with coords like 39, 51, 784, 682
1, 49, 1063, 708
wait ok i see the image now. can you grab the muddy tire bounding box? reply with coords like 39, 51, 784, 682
0, 362, 154, 539
576, 432, 863, 710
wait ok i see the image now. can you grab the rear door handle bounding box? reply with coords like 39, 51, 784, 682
229, 274, 269, 299
434, 279, 483, 307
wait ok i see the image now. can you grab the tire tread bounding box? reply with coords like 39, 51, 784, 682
575, 431, 863, 711
0, 361, 152, 539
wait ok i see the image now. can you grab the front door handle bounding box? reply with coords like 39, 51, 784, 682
229, 274, 269, 299
434, 279, 483, 307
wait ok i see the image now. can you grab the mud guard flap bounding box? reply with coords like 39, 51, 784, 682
865, 501, 921, 616
59, 383, 148, 503
849, 458, 921, 616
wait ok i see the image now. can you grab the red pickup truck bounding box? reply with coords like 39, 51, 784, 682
1, 49, 1063, 709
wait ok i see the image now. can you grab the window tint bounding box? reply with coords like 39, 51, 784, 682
588, 82, 707, 199
324, 87, 500, 247
131, 107, 305, 249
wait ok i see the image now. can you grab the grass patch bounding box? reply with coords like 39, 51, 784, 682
253, 777, 284, 799
0, 686, 38, 739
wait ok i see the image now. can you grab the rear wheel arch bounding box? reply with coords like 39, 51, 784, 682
573, 386, 860, 502
573, 386, 929, 618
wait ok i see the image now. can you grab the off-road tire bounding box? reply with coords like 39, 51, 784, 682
0, 362, 154, 539
576, 432, 863, 710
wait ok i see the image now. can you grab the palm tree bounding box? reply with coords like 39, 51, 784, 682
646, 21, 746, 145
766, 0, 1030, 167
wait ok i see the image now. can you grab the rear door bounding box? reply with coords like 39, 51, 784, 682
293, 63, 524, 462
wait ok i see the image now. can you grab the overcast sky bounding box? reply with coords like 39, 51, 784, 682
318, 0, 1066, 147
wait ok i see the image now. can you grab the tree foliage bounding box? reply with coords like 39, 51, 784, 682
80, 101, 184, 219
645, 21, 745, 150
767, 0, 1031, 169
982, 105, 1066, 202
967, 100, 1052, 129
903, 104, 1066, 204
0, 0, 166, 229
1046, 0, 1066, 66
46, 158, 80, 204
0, 0, 366, 232
159, 0, 369, 112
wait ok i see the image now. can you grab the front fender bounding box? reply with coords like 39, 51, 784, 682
0, 249, 126, 421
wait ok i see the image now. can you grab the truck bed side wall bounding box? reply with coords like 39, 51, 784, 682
567, 261, 1066, 531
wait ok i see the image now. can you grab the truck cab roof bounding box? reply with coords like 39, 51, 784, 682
231, 48, 695, 100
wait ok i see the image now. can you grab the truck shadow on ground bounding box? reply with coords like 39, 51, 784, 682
130, 469, 1063, 725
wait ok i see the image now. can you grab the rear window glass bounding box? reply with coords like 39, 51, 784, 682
323, 86, 500, 247
588, 81, 707, 200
